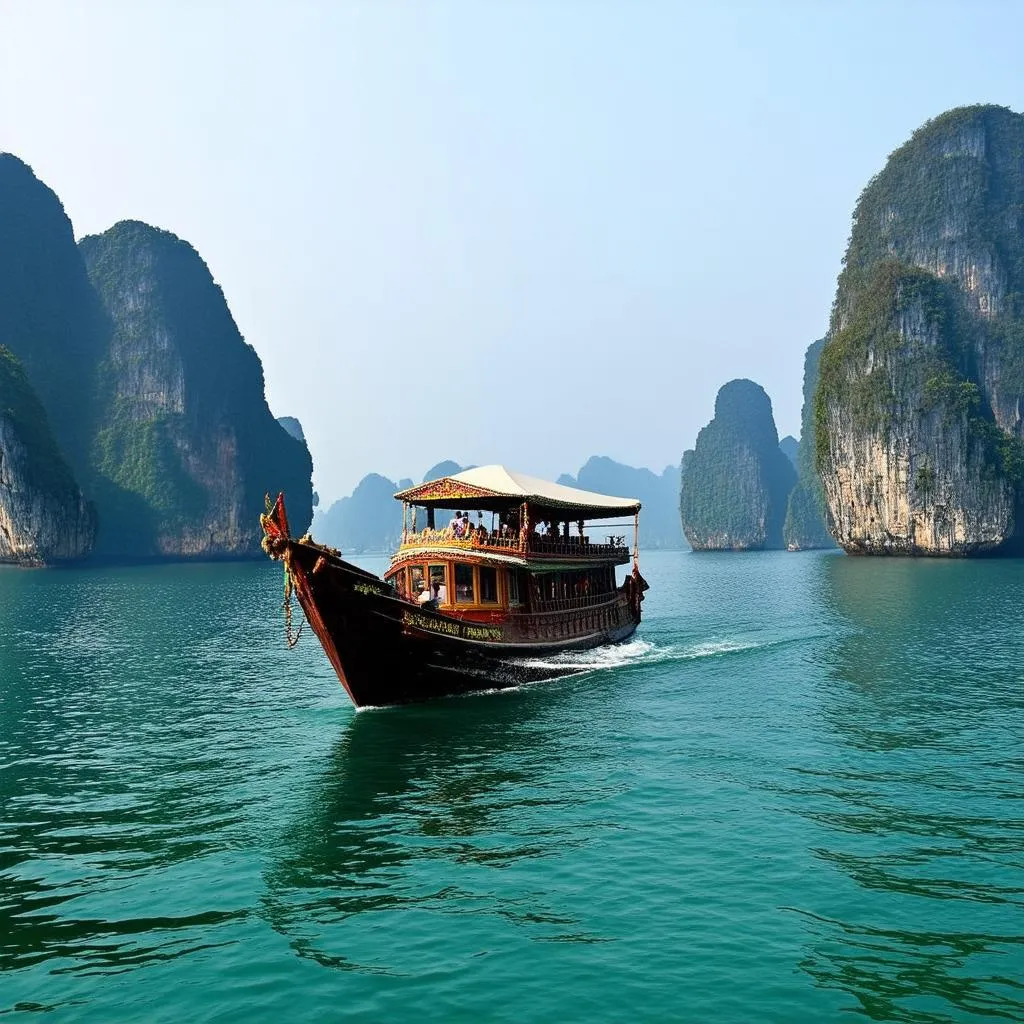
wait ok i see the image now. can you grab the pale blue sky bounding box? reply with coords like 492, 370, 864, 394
2, 1, 1021, 502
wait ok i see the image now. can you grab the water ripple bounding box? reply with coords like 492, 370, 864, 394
0, 554, 1022, 1021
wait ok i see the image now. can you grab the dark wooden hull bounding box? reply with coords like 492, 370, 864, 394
283, 541, 640, 708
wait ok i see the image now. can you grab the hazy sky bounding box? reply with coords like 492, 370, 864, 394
2, 1, 1022, 503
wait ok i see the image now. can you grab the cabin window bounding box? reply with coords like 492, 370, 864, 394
409, 565, 425, 597
479, 565, 498, 604
455, 564, 475, 603
507, 570, 520, 605
429, 564, 448, 604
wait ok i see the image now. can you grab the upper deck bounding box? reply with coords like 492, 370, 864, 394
392, 465, 641, 570
393, 525, 631, 567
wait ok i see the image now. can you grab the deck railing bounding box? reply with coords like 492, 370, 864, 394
508, 592, 629, 641
526, 590, 621, 614
396, 529, 628, 561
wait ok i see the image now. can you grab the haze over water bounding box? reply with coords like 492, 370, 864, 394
1, 553, 1022, 1022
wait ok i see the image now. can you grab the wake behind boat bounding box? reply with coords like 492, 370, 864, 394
261, 465, 649, 708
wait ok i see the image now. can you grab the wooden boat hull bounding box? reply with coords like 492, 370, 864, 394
282, 541, 640, 708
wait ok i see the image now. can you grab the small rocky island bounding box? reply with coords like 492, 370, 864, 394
680, 379, 796, 550
0, 154, 313, 565
816, 105, 1024, 555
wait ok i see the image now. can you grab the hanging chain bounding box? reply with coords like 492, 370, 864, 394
282, 562, 305, 649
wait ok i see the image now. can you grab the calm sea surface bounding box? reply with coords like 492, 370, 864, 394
1, 551, 1022, 1022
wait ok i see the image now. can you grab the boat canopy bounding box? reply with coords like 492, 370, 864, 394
395, 465, 641, 517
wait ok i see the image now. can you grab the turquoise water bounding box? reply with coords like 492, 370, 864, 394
1, 551, 1022, 1022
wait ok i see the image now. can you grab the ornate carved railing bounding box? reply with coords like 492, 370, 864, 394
508, 594, 629, 642
396, 529, 628, 562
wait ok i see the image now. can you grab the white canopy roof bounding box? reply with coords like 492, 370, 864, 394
395, 464, 641, 515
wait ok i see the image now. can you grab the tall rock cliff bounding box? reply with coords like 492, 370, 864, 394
817, 105, 1024, 555
680, 379, 796, 551
784, 339, 836, 550
79, 221, 313, 558
0, 154, 106, 476
0, 347, 95, 564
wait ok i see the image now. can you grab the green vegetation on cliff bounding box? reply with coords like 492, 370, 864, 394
680, 379, 796, 551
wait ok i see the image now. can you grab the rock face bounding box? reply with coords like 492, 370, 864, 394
680, 379, 796, 551
0, 347, 95, 563
817, 105, 1024, 555
558, 456, 683, 548
0, 154, 106, 477
784, 339, 836, 550
79, 221, 313, 558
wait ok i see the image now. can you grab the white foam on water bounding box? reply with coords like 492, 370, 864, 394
680, 638, 761, 659
507, 635, 774, 675
506, 638, 669, 673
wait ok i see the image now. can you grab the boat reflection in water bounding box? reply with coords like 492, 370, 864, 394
261, 466, 648, 708
260, 688, 613, 971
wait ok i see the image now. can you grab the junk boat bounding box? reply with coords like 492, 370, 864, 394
261, 465, 648, 708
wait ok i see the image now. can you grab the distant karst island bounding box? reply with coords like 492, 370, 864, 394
679, 379, 797, 551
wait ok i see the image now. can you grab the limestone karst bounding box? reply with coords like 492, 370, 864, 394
79, 220, 313, 558
0, 154, 313, 563
816, 105, 1024, 555
680, 379, 796, 551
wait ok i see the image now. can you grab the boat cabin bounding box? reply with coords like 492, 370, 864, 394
384, 465, 641, 624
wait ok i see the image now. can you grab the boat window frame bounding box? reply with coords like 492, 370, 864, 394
408, 564, 426, 598
454, 562, 475, 604
428, 563, 449, 606
478, 564, 499, 605
506, 569, 520, 606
